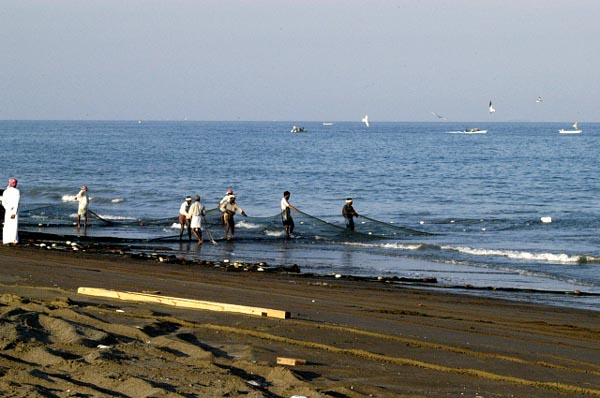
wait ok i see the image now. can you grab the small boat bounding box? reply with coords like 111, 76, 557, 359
559, 121, 582, 134
463, 128, 488, 134
290, 125, 304, 133
322, 122, 334, 126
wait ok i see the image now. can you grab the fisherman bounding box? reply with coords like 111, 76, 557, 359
187, 195, 206, 244
75, 185, 90, 229
178, 196, 193, 241
218, 189, 234, 225
221, 195, 247, 240
342, 198, 360, 231
0, 188, 4, 225
2, 178, 20, 245
280, 191, 299, 238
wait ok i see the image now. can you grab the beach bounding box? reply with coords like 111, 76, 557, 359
4, 1, 600, 396
1, 244, 599, 398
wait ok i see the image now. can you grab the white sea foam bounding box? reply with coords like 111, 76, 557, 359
264, 230, 285, 237
344, 242, 424, 251
445, 246, 583, 264
236, 220, 261, 229
62, 194, 78, 202
63, 194, 97, 203
94, 214, 137, 221
346, 241, 595, 265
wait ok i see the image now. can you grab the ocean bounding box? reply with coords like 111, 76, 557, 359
1, 120, 599, 311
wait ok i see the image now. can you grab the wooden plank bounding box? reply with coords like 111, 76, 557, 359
277, 357, 307, 366
77, 287, 290, 319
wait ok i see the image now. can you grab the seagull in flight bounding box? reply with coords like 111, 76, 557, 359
536, 96, 543, 103
362, 114, 370, 127
431, 112, 448, 120
488, 101, 496, 113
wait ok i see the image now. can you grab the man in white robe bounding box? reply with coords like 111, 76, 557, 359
3, 178, 20, 245
75, 185, 90, 228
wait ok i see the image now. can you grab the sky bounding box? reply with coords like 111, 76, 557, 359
1, 0, 599, 122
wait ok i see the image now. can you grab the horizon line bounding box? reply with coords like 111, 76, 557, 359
0, 119, 596, 124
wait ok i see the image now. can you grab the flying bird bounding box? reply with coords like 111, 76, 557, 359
536, 96, 543, 103
431, 112, 448, 120
362, 114, 370, 127
488, 101, 496, 113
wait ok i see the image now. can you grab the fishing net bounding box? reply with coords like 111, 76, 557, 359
18, 205, 431, 243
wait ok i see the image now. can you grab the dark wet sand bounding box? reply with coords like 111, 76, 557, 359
1, 245, 599, 397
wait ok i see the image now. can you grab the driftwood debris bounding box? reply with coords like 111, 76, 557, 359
276, 357, 307, 366
77, 287, 290, 319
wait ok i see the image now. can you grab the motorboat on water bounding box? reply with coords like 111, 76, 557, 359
559, 121, 582, 134
290, 125, 304, 133
463, 128, 488, 134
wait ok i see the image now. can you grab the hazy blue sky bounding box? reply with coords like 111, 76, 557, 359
2, 1, 599, 122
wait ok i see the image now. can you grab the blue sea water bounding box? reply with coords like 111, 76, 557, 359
1, 120, 599, 311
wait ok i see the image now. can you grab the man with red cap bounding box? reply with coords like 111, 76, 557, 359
221, 195, 247, 240
3, 178, 20, 245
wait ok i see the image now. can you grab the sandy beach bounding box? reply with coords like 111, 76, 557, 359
1, 243, 599, 398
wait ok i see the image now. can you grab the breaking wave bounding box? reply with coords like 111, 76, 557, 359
445, 246, 600, 264
343, 241, 599, 265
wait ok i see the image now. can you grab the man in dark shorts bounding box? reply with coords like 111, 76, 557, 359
280, 191, 298, 238
342, 198, 360, 231
0, 189, 4, 225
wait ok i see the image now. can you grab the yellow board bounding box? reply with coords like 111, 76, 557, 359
277, 357, 307, 366
77, 287, 290, 319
